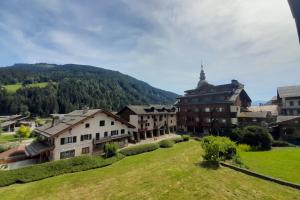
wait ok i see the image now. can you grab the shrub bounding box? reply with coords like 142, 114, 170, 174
228, 128, 244, 143
272, 140, 295, 147
201, 136, 237, 162
237, 144, 251, 152
0, 155, 124, 187
104, 143, 119, 158
16, 125, 31, 138
119, 143, 159, 156
170, 137, 184, 143
242, 126, 273, 150
181, 135, 190, 141
159, 139, 174, 148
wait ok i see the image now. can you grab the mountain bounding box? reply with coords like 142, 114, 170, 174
251, 100, 268, 106
0, 63, 178, 116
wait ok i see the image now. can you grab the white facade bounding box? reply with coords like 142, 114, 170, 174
51, 112, 133, 160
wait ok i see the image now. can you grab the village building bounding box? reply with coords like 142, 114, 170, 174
176, 66, 252, 135
117, 105, 177, 142
25, 109, 135, 161
277, 85, 300, 116
237, 111, 272, 127
0, 115, 30, 132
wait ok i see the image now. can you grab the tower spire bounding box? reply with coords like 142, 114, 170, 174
200, 63, 206, 81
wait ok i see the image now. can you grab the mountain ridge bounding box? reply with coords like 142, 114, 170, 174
0, 63, 178, 116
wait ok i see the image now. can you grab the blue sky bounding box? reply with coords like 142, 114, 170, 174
0, 0, 300, 101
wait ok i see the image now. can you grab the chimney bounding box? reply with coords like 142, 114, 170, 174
83, 106, 89, 114
51, 116, 59, 127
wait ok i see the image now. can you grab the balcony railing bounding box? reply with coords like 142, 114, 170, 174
93, 134, 130, 145
138, 120, 147, 124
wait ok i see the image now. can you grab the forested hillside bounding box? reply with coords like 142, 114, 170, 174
0, 63, 178, 116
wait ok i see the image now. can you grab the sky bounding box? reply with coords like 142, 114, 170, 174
0, 0, 299, 101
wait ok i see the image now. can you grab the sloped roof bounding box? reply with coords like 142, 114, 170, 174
248, 105, 278, 116
238, 111, 269, 119
35, 109, 135, 137
25, 142, 53, 157
124, 105, 176, 115
276, 115, 300, 123
278, 85, 300, 98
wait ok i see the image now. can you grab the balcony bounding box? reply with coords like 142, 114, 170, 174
138, 120, 147, 124
93, 134, 130, 145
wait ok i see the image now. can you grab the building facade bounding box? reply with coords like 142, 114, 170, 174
117, 105, 177, 142
26, 109, 135, 161
176, 66, 252, 135
277, 85, 300, 116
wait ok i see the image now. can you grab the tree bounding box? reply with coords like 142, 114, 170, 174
16, 125, 31, 138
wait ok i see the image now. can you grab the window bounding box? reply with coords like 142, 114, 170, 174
218, 107, 224, 112
81, 134, 92, 141
111, 130, 118, 136
205, 107, 210, 112
96, 133, 100, 140
60, 136, 76, 145
298, 110, 300, 114
104, 132, 108, 137
299, 101, 300, 106
60, 150, 75, 159
147, 115, 150, 119
82, 147, 90, 154
222, 119, 226, 123
171, 120, 173, 123
111, 121, 114, 126
85, 123, 90, 128
290, 101, 294, 106
99, 120, 105, 126
121, 129, 125, 134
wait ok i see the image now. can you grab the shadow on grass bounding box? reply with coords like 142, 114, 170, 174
195, 161, 220, 170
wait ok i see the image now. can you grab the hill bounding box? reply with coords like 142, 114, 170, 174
0, 63, 178, 116
0, 141, 298, 200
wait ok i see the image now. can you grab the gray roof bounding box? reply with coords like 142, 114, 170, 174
238, 111, 269, 119
35, 109, 135, 137
125, 105, 176, 115
248, 105, 278, 116
278, 85, 300, 98
276, 115, 300, 123
25, 142, 53, 157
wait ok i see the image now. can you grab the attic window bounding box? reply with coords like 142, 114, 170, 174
85, 123, 90, 128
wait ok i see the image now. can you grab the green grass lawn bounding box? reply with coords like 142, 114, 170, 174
240, 147, 300, 184
0, 134, 19, 144
3, 82, 49, 93
0, 141, 299, 200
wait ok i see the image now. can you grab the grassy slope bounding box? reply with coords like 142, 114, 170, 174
240, 147, 300, 184
4, 82, 49, 93
0, 134, 18, 144
0, 141, 299, 200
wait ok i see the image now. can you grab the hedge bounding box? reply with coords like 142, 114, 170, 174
170, 137, 184, 143
119, 143, 160, 156
0, 154, 124, 187
272, 140, 296, 147
159, 139, 174, 148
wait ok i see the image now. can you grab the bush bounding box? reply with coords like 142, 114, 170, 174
104, 143, 119, 158
242, 126, 273, 150
0, 155, 124, 187
181, 135, 190, 141
237, 144, 251, 152
228, 128, 243, 143
272, 140, 295, 147
159, 139, 174, 148
16, 125, 31, 138
119, 143, 159, 156
201, 136, 237, 162
170, 137, 184, 143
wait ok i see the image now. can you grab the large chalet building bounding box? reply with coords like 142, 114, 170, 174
117, 105, 177, 143
176, 66, 252, 135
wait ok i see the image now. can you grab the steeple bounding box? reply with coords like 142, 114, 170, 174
197, 63, 208, 88
200, 64, 206, 81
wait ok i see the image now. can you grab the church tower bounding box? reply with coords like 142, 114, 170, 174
197, 64, 208, 88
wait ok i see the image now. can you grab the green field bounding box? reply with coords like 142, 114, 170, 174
0, 141, 299, 200
0, 134, 18, 144
3, 82, 49, 93
240, 147, 300, 184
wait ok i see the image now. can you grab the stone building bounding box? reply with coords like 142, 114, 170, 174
117, 105, 177, 142
277, 85, 300, 116
176, 66, 251, 135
